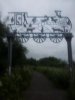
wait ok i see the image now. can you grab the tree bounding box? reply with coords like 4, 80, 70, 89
0, 22, 9, 75
37, 57, 67, 67
12, 39, 27, 67
0, 21, 28, 75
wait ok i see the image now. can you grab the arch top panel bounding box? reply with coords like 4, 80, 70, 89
6, 10, 72, 43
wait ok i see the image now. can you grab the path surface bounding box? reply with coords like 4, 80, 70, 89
24, 72, 67, 100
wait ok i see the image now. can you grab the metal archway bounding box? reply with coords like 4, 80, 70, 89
6, 10, 73, 85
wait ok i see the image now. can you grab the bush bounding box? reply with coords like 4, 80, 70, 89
68, 70, 75, 100
0, 67, 32, 100
35, 67, 70, 89
47, 68, 69, 89
68, 88, 75, 100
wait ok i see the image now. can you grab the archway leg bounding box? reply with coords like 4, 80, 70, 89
64, 33, 74, 87
7, 33, 13, 76
8, 38, 12, 76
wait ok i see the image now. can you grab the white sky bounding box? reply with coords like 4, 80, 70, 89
0, 0, 75, 61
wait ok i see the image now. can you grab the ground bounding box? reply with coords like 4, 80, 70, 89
24, 72, 67, 100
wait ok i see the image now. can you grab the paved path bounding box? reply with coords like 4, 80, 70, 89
24, 72, 67, 100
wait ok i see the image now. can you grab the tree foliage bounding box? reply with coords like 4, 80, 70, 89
25, 57, 67, 68
37, 57, 67, 67
0, 22, 8, 74
12, 40, 27, 67
0, 21, 27, 75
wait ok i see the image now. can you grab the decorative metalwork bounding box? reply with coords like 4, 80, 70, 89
49, 33, 63, 43
16, 32, 30, 43
7, 10, 72, 43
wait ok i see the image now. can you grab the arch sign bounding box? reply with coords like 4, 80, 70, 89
6, 10, 73, 82
7, 10, 72, 43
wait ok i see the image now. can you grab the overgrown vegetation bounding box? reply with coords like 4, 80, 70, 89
0, 21, 27, 75
34, 67, 70, 89
0, 67, 32, 100
68, 68, 75, 100
0, 21, 32, 100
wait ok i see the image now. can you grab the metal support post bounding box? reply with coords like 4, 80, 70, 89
64, 33, 74, 86
7, 33, 13, 76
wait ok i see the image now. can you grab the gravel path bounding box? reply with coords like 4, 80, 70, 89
24, 72, 67, 100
